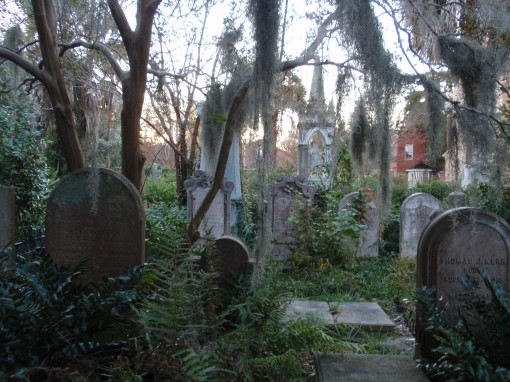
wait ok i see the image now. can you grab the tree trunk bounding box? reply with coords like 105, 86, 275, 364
32, 0, 84, 172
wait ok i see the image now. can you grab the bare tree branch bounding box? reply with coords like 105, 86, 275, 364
59, 40, 126, 80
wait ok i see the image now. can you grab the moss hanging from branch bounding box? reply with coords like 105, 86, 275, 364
421, 77, 446, 165
248, 0, 280, 279
337, 0, 403, 216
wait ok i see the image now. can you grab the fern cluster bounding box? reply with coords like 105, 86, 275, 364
416, 270, 510, 381
0, 251, 143, 378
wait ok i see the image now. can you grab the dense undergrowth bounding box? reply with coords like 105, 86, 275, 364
2, 170, 510, 380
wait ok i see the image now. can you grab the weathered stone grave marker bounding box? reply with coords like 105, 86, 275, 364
268, 175, 314, 257
416, 207, 510, 359
338, 190, 379, 257
400, 193, 442, 258
46, 168, 145, 283
0, 186, 16, 262
315, 353, 429, 382
286, 300, 395, 331
200, 235, 251, 308
448, 191, 466, 209
185, 170, 233, 239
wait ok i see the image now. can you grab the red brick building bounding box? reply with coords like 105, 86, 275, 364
391, 127, 429, 174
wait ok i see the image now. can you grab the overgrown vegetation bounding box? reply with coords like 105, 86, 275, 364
416, 270, 510, 381
0, 105, 51, 240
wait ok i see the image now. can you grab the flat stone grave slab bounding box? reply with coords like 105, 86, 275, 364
315, 353, 429, 382
286, 301, 395, 331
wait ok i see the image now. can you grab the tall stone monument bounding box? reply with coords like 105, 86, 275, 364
185, 170, 234, 238
268, 175, 315, 257
297, 64, 335, 182
400, 193, 442, 258
46, 168, 145, 283
416, 207, 510, 359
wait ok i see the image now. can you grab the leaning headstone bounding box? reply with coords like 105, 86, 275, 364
0, 186, 16, 262
448, 191, 466, 209
338, 190, 379, 257
416, 207, 510, 359
315, 353, 429, 382
338, 192, 360, 213
267, 175, 315, 257
200, 235, 251, 309
400, 193, 442, 258
46, 168, 145, 284
185, 170, 234, 239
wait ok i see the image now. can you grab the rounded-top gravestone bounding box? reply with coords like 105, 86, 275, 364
400, 193, 442, 258
447, 191, 467, 209
46, 168, 145, 283
199, 235, 251, 308
416, 207, 510, 359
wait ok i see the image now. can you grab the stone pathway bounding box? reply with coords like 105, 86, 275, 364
286, 300, 429, 381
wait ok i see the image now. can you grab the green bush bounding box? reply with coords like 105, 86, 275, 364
0, 251, 143, 378
288, 194, 359, 269
143, 168, 178, 207
465, 182, 510, 222
416, 270, 510, 381
0, 105, 50, 240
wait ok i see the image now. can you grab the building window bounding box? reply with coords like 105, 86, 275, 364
405, 144, 413, 160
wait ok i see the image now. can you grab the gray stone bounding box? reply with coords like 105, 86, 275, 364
315, 353, 429, 382
267, 175, 314, 257
332, 302, 396, 332
46, 168, 145, 284
448, 191, 466, 209
185, 170, 233, 239
416, 207, 510, 359
148, 163, 161, 182
200, 235, 250, 309
338, 191, 379, 257
400, 193, 442, 258
338, 192, 360, 213
286, 300, 395, 331
0, 186, 16, 262
286, 300, 332, 324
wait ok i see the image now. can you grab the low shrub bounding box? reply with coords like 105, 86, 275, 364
416, 270, 510, 381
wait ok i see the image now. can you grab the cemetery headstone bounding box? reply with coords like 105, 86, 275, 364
0, 186, 16, 263
338, 190, 379, 257
267, 175, 315, 257
416, 207, 510, 359
46, 168, 145, 283
149, 163, 162, 182
185, 170, 234, 238
200, 235, 251, 308
448, 191, 466, 209
400, 193, 442, 258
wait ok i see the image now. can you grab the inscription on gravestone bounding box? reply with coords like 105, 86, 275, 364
268, 175, 314, 257
185, 170, 233, 238
416, 207, 510, 359
400, 193, 442, 258
0, 186, 16, 262
46, 168, 145, 283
